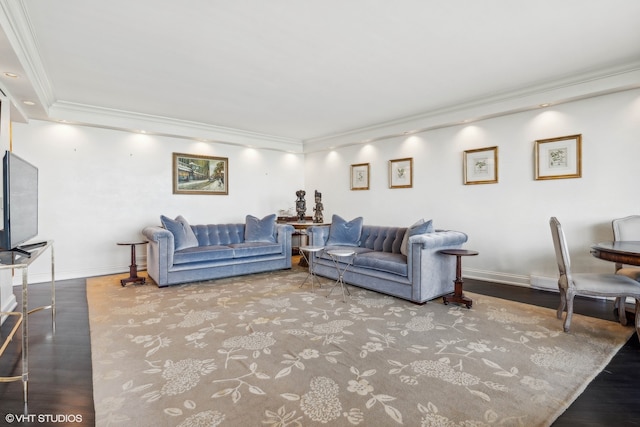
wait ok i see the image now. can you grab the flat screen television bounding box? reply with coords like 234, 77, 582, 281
0, 150, 39, 256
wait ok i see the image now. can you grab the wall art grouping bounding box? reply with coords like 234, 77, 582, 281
462, 134, 582, 185
350, 158, 414, 190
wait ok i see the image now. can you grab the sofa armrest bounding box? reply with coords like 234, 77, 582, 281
409, 230, 468, 250
142, 226, 174, 286
307, 225, 330, 246
276, 224, 295, 268
408, 230, 469, 301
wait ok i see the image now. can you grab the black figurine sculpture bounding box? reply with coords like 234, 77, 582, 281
313, 190, 324, 223
295, 190, 306, 222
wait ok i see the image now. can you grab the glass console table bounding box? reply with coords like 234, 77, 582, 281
0, 240, 55, 413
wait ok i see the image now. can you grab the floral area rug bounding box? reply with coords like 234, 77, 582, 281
87, 268, 632, 427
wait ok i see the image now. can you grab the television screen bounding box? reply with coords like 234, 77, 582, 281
0, 151, 39, 251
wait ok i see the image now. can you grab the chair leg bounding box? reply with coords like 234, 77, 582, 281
618, 297, 628, 326
557, 285, 567, 320
635, 300, 640, 340
563, 291, 575, 333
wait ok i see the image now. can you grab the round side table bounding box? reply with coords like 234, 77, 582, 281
326, 249, 356, 302
299, 245, 325, 292
439, 249, 478, 308
117, 241, 148, 286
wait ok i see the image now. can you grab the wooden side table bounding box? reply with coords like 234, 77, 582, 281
439, 249, 478, 308
117, 241, 148, 286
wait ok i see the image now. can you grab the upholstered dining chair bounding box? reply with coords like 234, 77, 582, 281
611, 215, 640, 323
612, 215, 640, 280
549, 217, 640, 337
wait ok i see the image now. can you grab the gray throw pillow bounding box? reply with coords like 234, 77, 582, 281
160, 215, 199, 250
326, 214, 363, 247
400, 218, 434, 256
245, 214, 277, 243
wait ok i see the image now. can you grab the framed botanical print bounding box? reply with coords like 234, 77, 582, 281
534, 134, 582, 180
350, 163, 370, 190
173, 153, 228, 195
464, 146, 498, 184
389, 158, 413, 189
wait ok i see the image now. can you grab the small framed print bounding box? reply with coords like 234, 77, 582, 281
173, 153, 228, 195
535, 134, 582, 180
350, 163, 370, 190
389, 157, 413, 189
464, 146, 498, 185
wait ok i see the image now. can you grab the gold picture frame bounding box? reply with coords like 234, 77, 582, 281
350, 163, 370, 190
173, 152, 228, 195
464, 146, 498, 185
534, 134, 582, 180
389, 158, 413, 189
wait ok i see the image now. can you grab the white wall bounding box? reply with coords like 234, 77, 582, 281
10, 121, 305, 282
304, 89, 640, 289
6, 88, 640, 290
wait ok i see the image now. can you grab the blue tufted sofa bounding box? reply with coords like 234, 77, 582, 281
142, 217, 294, 287
307, 223, 468, 303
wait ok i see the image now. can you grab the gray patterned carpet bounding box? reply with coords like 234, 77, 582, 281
87, 268, 632, 427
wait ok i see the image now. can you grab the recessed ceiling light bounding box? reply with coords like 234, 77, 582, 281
3, 72, 19, 78
23, 100, 35, 106
539, 103, 550, 107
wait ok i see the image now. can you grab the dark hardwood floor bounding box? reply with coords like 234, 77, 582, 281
1, 274, 639, 426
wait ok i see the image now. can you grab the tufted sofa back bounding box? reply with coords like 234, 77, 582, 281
191, 224, 245, 246
359, 225, 406, 254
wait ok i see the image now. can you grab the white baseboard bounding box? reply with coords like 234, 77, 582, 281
464, 267, 536, 288
529, 275, 559, 292
10, 262, 148, 286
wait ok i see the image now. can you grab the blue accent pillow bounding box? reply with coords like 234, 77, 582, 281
160, 215, 199, 251
326, 215, 363, 247
245, 214, 277, 243
401, 219, 434, 256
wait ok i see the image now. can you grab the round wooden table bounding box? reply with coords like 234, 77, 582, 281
591, 241, 640, 265
117, 241, 148, 286
439, 249, 478, 308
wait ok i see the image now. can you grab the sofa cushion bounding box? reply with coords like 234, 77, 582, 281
229, 242, 282, 258
245, 214, 277, 243
326, 215, 363, 247
161, 215, 199, 250
400, 219, 434, 256
353, 251, 408, 276
173, 245, 234, 264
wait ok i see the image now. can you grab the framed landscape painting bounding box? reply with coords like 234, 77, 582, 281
173, 153, 228, 195
464, 146, 498, 184
534, 134, 582, 180
350, 163, 370, 190
389, 158, 413, 189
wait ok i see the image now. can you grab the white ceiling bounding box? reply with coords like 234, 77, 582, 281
1, 0, 640, 150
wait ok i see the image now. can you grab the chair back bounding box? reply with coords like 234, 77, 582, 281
612, 215, 640, 241
612, 215, 640, 270
549, 217, 572, 289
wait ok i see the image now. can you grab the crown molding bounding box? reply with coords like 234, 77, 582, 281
303, 60, 640, 152
0, 0, 55, 108
47, 101, 304, 152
